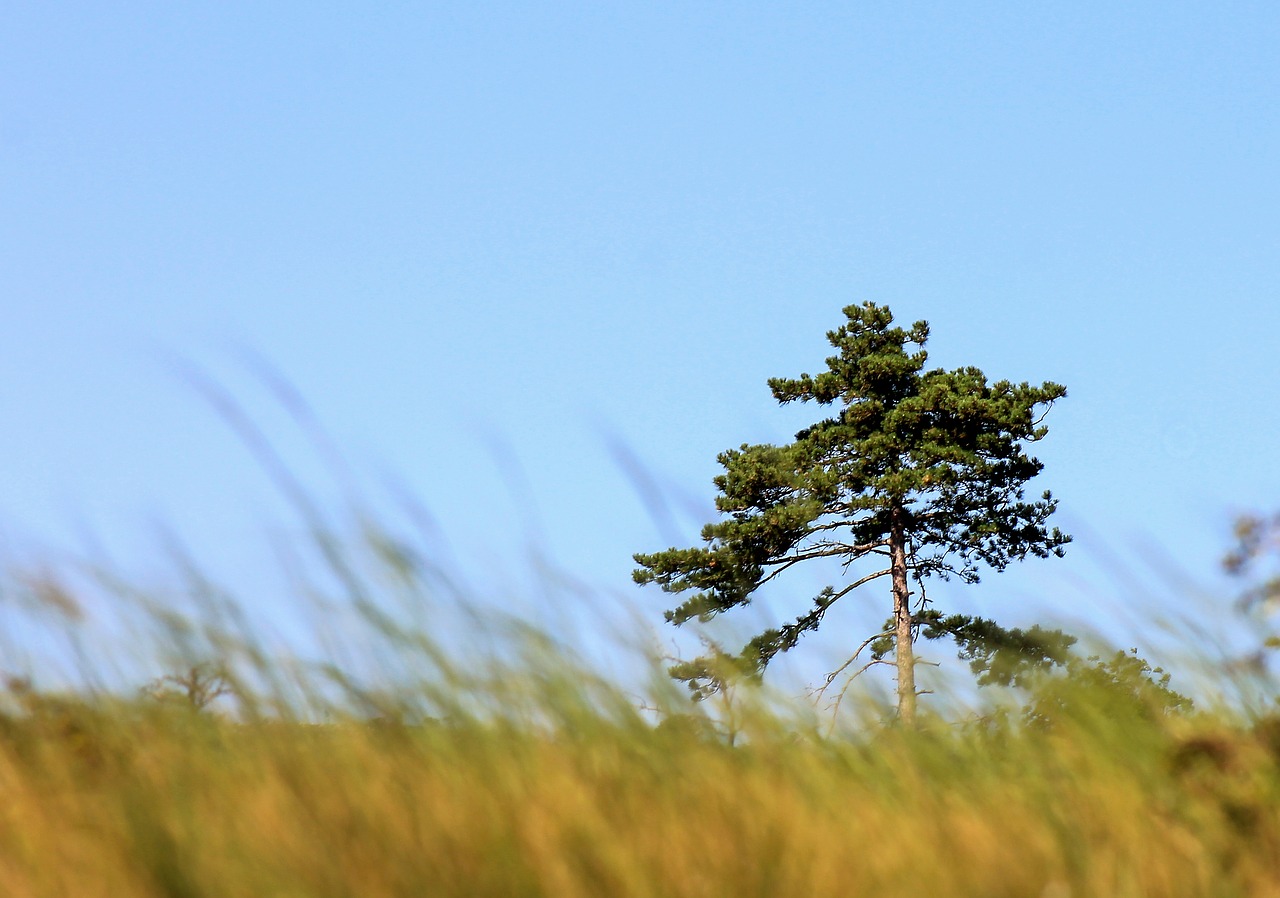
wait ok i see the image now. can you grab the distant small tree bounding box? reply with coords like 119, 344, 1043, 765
634, 302, 1070, 723
142, 663, 233, 711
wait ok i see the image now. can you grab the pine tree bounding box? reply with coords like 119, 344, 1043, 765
634, 302, 1069, 723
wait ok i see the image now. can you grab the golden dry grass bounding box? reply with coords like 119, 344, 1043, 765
0, 654, 1276, 898
0, 491, 1273, 897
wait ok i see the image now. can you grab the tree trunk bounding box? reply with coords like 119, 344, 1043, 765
889, 505, 916, 725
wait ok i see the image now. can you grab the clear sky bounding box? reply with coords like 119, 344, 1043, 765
3, 2, 1279, 690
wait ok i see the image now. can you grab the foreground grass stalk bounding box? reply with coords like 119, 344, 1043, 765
0, 671, 1276, 898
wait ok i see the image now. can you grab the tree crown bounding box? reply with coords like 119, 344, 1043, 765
634, 302, 1069, 699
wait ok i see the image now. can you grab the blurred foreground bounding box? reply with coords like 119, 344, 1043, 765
2, 618, 1280, 896
0, 492, 1278, 897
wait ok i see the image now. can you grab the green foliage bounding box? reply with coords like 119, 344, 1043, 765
635, 302, 1070, 702
870, 610, 1079, 688
1225, 511, 1280, 612
1024, 648, 1193, 726
1219, 512, 1280, 677
867, 613, 1191, 724
1225, 512, 1280, 579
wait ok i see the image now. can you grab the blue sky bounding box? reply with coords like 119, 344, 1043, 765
2, 2, 1279, 689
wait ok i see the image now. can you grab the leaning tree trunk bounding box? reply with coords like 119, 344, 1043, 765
889, 505, 916, 725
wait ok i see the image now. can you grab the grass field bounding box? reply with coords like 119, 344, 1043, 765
0, 616, 1278, 898
0, 503, 1276, 898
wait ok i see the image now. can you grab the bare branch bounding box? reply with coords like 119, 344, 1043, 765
1030, 400, 1056, 430
759, 549, 891, 591
759, 544, 854, 567
812, 627, 895, 704
827, 659, 892, 734
841, 567, 893, 592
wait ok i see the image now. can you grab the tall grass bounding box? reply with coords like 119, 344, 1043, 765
1, 404, 1277, 896
0, 654, 1279, 897
2, 551, 1280, 898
